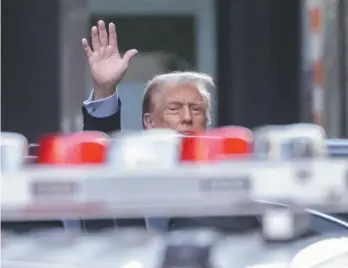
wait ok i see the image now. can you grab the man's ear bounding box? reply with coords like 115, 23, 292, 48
143, 113, 154, 129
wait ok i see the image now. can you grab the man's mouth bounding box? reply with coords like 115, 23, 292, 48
180, 131, 195, 136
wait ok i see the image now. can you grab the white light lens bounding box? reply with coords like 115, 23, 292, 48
108, 129, 181, 168
254, 124, 327, 160
1, 132, 28, 172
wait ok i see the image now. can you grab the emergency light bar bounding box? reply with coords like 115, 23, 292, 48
1, 159, 348, 221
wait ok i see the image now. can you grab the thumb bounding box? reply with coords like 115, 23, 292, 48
122, 49, 138, 64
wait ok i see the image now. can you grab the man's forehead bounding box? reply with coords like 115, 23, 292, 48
165, 98, 205, 106
156, 83, 204, 102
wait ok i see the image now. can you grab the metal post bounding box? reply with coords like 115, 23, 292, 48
59, 0, 89, 133
338, 0, 347, 137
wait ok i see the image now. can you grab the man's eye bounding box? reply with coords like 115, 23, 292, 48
168, 106, 180, 111
191, 106, 204, 113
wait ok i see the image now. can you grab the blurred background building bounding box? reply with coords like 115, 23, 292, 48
1, 0, 347, 142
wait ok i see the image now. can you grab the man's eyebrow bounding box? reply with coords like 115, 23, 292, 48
166, 99, 205, 105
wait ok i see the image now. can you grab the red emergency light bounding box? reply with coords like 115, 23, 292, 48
180, 126, 253, 162
206, 126, 253, 159
37, 131, 109, 165
37, 134, 70, 164
180, 134, 217, 162
68, 131, 109, 164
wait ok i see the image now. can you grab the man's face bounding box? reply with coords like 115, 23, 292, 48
146, 83, 208, 134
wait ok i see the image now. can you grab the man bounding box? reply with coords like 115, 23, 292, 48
80, 20, 219, 232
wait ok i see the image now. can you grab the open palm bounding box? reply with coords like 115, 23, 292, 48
82, 20, 138, 98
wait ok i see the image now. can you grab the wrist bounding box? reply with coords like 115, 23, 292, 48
93, 84, 117, 100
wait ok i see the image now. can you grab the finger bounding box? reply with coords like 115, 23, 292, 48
81, 38, 93, 58
122, 49, 138, 64
108, 23, 119, 53
98, 20, 108, 47
91, 26, 100, 52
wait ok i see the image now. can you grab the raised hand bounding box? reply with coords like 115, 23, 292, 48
82, 20, 138, 100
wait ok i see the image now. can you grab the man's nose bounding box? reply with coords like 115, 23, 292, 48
181, 105, 193, 123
